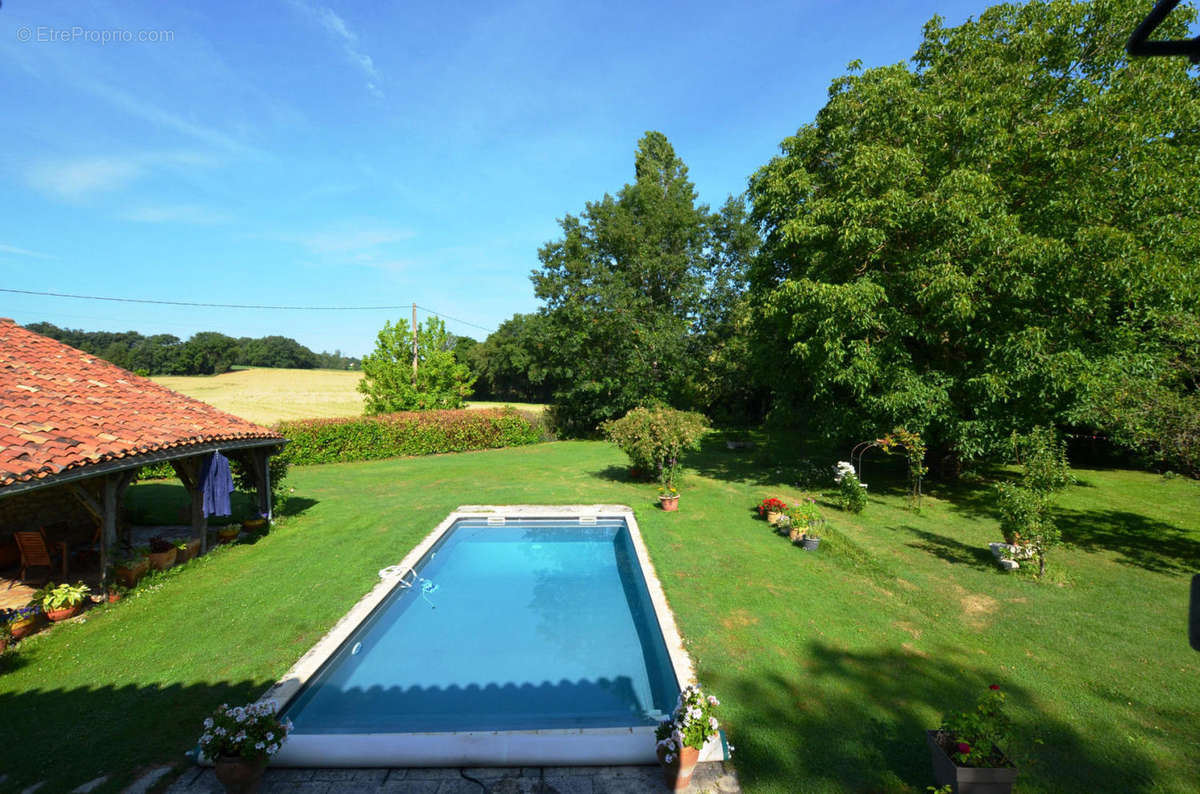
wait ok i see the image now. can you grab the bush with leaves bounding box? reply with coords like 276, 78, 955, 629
938, 684, 1014, 769
833, 461, 868, 513
601, 406, 709, 488
276, 408, 541, 465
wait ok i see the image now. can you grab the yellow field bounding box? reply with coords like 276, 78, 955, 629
151, 368, 544, 426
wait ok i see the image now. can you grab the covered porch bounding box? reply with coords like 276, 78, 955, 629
1, 440, 283, 607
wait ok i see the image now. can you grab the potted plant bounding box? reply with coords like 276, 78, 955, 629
787, 497, 823, 549
106, 583, 129, 603
928, 684, 1018, 794
174, 538, 198, 564
34, 582, 91, 621
148, 536, 178, 570
242, 515, 268, 532
216, 525, 241, 544
5, 605, 44, 640
114, 549, 150, 588
655, 684, 727, 791
658, 486, 680, 512
757, 497, 788, 525
198, 701, 291, 793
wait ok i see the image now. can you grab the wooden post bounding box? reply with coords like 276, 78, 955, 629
73, 472, 135, 587
252, 448, 273, 521
412, 302, 419, 386
172, 456, 209, 554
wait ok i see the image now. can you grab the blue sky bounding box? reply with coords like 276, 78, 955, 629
1, 0, 994, 356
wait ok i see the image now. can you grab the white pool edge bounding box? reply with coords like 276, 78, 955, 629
259, 504, 721, 767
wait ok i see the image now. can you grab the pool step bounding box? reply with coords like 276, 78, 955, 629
486, 515, 506, 526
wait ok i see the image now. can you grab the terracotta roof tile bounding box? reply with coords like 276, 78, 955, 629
0, 319, 283, 488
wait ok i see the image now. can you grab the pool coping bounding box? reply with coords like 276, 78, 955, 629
258, 504, 718, 767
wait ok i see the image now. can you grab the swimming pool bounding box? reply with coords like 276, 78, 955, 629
265, 506, 715, 766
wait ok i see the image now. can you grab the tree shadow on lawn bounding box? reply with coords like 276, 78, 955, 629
0, 678, 268, 792
1056, 508, 1200, 575
894, 525, 997, 571
720, 641, 1158, 793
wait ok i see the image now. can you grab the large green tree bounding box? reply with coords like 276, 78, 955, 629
358, 316, 475, 413
532, 131, 759, 433
748, 0, 1200, 464
466, 313, 552, 403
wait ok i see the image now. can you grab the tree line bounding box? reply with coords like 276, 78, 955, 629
27, 322, 360, 376
425, 0, 1198, 475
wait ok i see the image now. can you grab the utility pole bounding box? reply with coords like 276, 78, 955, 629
411, 302, 418, 386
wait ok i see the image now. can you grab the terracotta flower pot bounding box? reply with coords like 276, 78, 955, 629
658, 744, 700, 791
242, 518, 268, 532
789, 527, 804, 543
46, 603, 82, 622
927, 730, 1017, 794
214, 755, 268, 794
148, 547, 177, 571
0, 636, 9, 653
107, 590, 123, 603
660, 495, 680, 512
217, 527, 241, 544
115, 559, 149, 588
10, 616, 41, 639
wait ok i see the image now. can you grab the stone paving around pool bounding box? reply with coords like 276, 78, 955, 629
166, 762, 741, 793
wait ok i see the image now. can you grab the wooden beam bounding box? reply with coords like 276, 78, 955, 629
69, 483, 103, 525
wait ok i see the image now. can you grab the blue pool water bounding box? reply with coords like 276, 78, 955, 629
283, 517, 680, 733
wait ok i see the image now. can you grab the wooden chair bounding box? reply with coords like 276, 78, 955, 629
14, 529, 68, 582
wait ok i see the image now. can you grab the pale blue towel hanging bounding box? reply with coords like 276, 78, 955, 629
201, 451, 234, 517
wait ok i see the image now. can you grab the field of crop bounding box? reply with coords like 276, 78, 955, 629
152, 368, 544, 425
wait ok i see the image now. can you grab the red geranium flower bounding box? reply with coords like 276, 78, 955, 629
989, 684, 1000, 690
956, 742, 971, 754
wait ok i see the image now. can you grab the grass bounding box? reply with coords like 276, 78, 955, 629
1, 439, 1197, 793
150, 368, 545, 425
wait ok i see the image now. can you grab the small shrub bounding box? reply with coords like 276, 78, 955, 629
276, 407, 541, 465
834, 462, 868, 513
994, 426, 1073, 577
600, 406, 709, 488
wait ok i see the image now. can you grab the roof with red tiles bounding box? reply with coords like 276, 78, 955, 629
0, 319, 284, 489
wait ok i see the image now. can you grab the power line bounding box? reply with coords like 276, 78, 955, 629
0, 287, 409, 311
414, 305, 494, 334
0, 287, 497, 335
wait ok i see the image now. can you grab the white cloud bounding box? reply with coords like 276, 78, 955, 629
0, 243, 52, 259
293, 227, 414, 254
122, 204, 231, 224
27, 151, 221, 201
27, 157, 143, 199
287, 1, 383, 95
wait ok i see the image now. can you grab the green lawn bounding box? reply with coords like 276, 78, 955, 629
1, 439, 1197, 792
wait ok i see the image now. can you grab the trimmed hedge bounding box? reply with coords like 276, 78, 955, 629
275, 407, 545, 465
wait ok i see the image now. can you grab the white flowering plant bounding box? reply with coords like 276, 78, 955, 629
198, 701, 291, 761
654, 684, 728, 764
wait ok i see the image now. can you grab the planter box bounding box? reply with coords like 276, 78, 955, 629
148, 548, 177, 571
927, 730, 1017, 794
114, 559, 149, 588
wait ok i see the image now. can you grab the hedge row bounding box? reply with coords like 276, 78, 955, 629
274, 408, 547, 465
